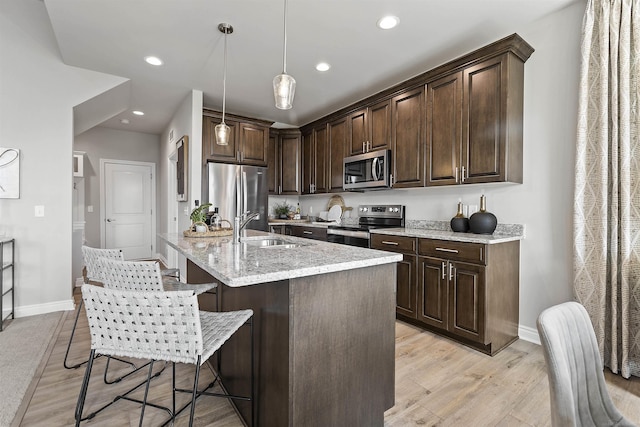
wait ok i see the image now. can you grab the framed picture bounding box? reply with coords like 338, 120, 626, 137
0, 148, 20, 199
176, 136, 188, 201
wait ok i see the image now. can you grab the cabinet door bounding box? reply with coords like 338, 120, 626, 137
302, 130, 314, 194
348, 108, 367, 155
417, 256, 448, 330
314, 124, 329, 193
280, 131, 301, 194
267, 132, 278, 194
462, 55, 504, 183
369, 99, 391, 151
203, 116, 239, 163
328, 116, 347, 192
239, 123, 268, 166
392, 87, 425, 188
449, 261, 485, 343
426, 72, 462, 186
396, 254, 417, 319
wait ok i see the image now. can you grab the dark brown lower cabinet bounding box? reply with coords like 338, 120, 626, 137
370, 234, 417, 319
416, 238, 519, 355
290, 225, 327, 241
372, 232, 520, 356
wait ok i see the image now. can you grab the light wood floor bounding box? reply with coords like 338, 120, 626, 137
16, 298, 640, 426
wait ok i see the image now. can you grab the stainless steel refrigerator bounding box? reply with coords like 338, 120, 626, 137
207, 163, 268, 232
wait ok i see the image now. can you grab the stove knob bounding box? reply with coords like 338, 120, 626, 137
387, 207, 393, 212
393, 207, 399, 213
362, 207, 368, 212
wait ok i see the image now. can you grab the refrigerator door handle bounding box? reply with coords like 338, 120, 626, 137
242, 170, 248, 216
236, 168, 242, 217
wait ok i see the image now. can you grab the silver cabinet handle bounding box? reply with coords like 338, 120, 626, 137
442, 261, 446, 280
449, 263, 454, 281
382, 241, 399, 246
303, 231, 313, 235
461, 166, 466, 183
455, 167, 459, 183
435, 247, 458, 253
362, 141, 365, 153
368, 141, 372, 152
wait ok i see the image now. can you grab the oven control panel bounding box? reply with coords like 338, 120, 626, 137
358, 204, 404, 218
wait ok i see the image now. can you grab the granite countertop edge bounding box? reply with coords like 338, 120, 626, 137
370, 228, 522, 244
158, 232, 402, 287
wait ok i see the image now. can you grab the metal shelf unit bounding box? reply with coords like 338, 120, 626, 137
1, 238, 15, 331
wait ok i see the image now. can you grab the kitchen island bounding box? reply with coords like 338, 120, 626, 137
158, 231, 402, 427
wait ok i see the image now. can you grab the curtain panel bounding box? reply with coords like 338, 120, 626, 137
574, 0, 640, 378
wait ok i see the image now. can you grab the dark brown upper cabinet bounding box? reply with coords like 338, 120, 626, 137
426, 51, 528, 186
391, 87, 425, 188
202, 109, 272, 166
269, 129, 302, 195
328, 116, 347, 192
301, 123, 328, 194
348, 99, 391, 156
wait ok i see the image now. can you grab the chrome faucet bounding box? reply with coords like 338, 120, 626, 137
233, 211, 260, 242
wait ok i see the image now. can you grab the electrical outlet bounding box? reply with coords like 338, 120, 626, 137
35, 205, 45, 217
87, 205, 94, 213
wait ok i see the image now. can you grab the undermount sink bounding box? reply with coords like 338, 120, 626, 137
240, 237, 308, 249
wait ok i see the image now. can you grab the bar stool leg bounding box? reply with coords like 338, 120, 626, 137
189, 356, 203, 426
75, 349, 96, 427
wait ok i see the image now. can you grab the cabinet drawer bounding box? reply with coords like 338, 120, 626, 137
291, 226, 327, 241
370, 234, 416, 254
418, 239, 486, 265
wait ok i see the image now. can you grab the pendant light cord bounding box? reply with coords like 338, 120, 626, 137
221, 28, 228, 123
282, 0, 288, 74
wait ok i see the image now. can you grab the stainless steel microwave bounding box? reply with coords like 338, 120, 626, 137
343, 149, 392, 191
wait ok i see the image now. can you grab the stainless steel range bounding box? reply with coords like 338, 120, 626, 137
327, 204, 405, 248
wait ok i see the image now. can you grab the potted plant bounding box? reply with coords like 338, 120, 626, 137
190, 203, 212, 232
273, 202, 291, 219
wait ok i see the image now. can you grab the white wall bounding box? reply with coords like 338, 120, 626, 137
74, 127, 161, 247
157, 90, 203, 268
0, 0, 127, 316
280, 3, 585, 340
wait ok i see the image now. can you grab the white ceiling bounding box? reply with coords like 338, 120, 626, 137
44, 0, 581, 135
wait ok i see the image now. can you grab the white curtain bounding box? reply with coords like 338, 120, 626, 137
574, 0, 640, 378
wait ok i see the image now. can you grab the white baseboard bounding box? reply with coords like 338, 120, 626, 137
518, 324, 540, 345
155, 252, 169, 267
14, 299, 75, 318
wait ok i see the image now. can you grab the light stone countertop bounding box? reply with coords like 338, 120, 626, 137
268, 220, 335, 228
370, 226, 524, 244
158, 230, 402, 287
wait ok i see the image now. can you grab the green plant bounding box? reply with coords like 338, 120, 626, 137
273, 201, 292, 217
190, 203, 212, 224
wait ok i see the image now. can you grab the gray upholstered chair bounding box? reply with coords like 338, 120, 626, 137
75, 284, 254, 426
536, 301, 636, 427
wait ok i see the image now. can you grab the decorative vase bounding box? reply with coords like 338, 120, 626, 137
450, 201, 469, 232
194, 222, 208, 233
469, 195, 497, 234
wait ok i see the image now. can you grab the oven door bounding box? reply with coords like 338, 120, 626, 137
343, 149, 391, 191
327, 228, 370, 248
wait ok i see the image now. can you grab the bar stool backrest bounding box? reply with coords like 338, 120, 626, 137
98, 258, 165, 292
81, 246, 124, 283
81, 284, 203, 364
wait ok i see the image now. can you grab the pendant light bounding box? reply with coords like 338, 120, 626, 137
215, 23, 233, 145
273, 0, 296, 110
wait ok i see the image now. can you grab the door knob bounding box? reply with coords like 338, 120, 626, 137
106, 218, 116, 222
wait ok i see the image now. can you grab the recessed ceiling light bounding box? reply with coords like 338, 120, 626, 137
132, 110, 145, 116
144, 56, 163, 66
120, 119, 130, 124
377, 15, 399, 30
316, 62, 331, 72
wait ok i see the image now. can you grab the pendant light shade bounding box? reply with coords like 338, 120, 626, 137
273, 73, 296, 110
216, 23, 233, 145
274, 0, 295, 110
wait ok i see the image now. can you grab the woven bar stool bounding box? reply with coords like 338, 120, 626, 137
75, 284, 254, 427
63, 246, 135, 374
65, 246, 185, 370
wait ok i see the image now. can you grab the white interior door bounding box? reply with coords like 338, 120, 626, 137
101, 159, 155, 260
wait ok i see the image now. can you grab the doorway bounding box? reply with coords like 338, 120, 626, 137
100, 159, 156, 260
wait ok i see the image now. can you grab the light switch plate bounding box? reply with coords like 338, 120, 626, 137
35, 205, 45, 217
